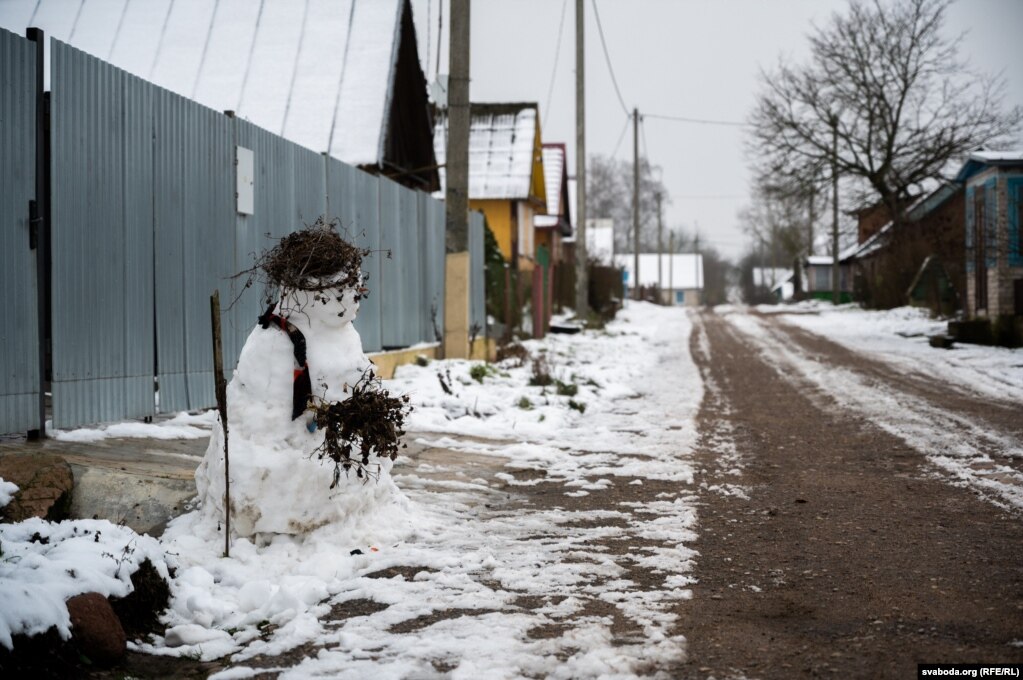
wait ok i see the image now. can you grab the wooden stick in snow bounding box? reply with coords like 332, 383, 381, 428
210, 291, 230, 557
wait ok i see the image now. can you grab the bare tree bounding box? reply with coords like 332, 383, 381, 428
586, 154, 669, 253
750, 0, 1020, 229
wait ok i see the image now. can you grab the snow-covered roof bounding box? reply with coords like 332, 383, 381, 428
955, 149, 1023, 183
541, 146, 565, 217
0, 0, 414, 168
849, 183, 960, 261
967, 150, 1023, 163
535, 144, 571, 234
615, 254, 704, 290
435, 103, 546, 202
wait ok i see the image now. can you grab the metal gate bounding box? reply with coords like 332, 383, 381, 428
0, 28, 42, 435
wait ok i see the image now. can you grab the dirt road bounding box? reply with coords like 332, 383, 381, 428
675, 309, 1023, 678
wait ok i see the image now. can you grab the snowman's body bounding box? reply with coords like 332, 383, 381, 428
196, 285, 397, 537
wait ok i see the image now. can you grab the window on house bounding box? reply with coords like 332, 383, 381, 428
675, 290, 685, 304
814, 266, 830, 290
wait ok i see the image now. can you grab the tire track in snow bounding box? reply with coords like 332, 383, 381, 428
720, 310, 1023, 513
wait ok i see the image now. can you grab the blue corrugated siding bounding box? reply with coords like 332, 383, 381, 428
985, 178, 998, 269
153, 89, 234, 412
378, 178, 402, 348
43, 38, 451, 427
327, 158, 383, 352
469, 211, 486, 337
965, 185, 974, 273
51, 40, 155, 428
0, 28, 40, 435
1009, 177, 1023, 268
419, 193, 445, 344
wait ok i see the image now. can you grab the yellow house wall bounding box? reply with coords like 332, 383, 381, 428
470, 199, 513, 261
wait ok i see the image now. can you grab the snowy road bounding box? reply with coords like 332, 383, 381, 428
677, 308, 1023, 679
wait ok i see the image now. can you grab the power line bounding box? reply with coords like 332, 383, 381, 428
610, 113, 630, 158
543, 0, 569, 129
590, 0, 629, 116
644, 112, 748, 127
673, 194, 745, 200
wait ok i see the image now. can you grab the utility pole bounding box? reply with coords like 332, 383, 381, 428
632, 108, 640, 300
807, 188, 815, 256
574, 0, 589, 317
694, 230, 702, 305
445, 0, 470, 253
830, 113, 840, 306
443, 0, 471, 358
669, 231, 675, 304
656, 192, 663, 303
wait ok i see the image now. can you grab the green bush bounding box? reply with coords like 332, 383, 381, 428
469, 363, 488, 383
555, 380, 578, 397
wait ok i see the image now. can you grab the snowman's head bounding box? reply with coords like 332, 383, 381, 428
279, 274, 363, 330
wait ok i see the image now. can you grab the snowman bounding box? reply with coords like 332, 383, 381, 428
195, 224, 406, 538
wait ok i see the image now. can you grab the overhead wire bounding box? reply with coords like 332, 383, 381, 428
610, 114, 631, 158
542, 0, 569, 129
590, 0, 629, 117
644, 112, 748, 127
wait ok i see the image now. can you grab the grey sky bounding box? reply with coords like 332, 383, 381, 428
414, 0, 1023, 260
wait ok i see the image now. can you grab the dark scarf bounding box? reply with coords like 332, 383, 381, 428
258, 304, 313, 420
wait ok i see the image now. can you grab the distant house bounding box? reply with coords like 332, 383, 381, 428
954, 150, 1023, 322
616, 254, 704, 306
849, 183, 964, 312
534, 143, 572, 263
0, 0, 438, 190
435, 102, 548, 271
804, 251, 855, 303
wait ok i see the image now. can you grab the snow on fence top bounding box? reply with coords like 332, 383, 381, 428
0, 0, 408, 168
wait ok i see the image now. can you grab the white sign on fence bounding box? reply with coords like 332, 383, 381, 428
236, 146, 254, 215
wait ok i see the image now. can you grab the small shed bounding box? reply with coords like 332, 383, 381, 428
804, 251, 855, 303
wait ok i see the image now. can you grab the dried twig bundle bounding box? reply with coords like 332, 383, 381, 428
311, 370, 411, 489
234, 217, 369, 304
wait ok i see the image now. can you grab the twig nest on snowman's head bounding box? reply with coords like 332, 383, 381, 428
261, 218, 366, 292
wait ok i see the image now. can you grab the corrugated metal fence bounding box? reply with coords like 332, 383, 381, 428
44, 39, 454, 429
0, 28, 40, 435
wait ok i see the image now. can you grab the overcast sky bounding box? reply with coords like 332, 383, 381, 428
413, 0, 1023, 260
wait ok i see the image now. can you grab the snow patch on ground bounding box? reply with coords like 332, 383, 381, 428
722, 310, 1023, 511
764, 304, 1023, 404
50, 410, 216, 442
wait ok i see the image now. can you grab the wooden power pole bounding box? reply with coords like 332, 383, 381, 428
574, 0, 589, 317
445, 0, 470, 253
656, 191, 663, 302
830, 113, 840, 306
443, 0, 472, 358
632, 108, 640, 299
